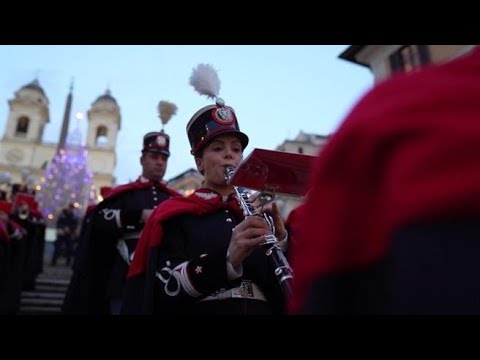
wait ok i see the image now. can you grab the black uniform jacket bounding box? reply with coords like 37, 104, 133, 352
62, 177, 180, 314
122, 188, 285, 315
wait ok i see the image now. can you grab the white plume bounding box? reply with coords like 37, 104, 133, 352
157, 100, 178, 126
189, 64, 221, 99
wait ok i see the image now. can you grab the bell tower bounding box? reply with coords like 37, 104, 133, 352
3, 79, 49, 144
86, 89, 120, 187
0, 79, 53, 184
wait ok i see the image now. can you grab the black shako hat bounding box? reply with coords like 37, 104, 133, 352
187, 64, 249, 157
186, 98, 249, 156
142, 100, 178, 157
142, 130, 170, 157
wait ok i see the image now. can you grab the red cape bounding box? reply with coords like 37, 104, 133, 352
0, 220, 9, 242
289, 47, 480, 313
81, 177, 180, 221
105, 177, 180, 201
128, 188, 243, 278
86, 204, 96, 214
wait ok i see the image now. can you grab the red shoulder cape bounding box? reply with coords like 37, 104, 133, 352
289, 47, 480, 313
104, 178, 180, 201
128, 189, 243, 278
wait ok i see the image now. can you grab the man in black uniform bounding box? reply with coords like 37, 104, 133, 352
62, 130, 180, 314
51, 203, 78, 267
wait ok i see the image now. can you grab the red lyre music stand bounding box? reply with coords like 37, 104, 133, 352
227, 148, 315, 197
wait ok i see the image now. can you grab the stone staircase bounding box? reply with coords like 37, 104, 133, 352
19, 250, 72, 315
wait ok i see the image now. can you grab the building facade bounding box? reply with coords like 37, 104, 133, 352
339, 45, 476, 82
0, 80, 119, 196
276, 130, 329, 156
167, 168, 203, 196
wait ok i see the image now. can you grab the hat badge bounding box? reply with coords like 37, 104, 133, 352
156, 134, 167, 146
215, 106, 234, 123
212, 98, 234, 124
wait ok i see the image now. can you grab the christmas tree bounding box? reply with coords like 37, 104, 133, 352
37, 123, 95, 226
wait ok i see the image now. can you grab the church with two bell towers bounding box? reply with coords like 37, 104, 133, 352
0, 79, 119, 197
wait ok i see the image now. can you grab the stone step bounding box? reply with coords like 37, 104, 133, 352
21, 297, 64, 307
35, 278, 70, 287
34, 284, 68, 293
37, 270, 71, 278
37, 269, 72, 277
19, 306, 61, 315
21, 291, 65, 300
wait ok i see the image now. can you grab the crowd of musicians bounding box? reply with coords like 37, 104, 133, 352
63, 74, 292, 314
4, 49, 480, 315
0, 185, 48, 314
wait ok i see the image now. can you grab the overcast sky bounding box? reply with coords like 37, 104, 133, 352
0, 45, 373, 185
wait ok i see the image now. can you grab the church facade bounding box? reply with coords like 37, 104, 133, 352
0, 79, 119, 197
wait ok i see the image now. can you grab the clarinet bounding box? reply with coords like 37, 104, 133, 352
225, 166, 293, 297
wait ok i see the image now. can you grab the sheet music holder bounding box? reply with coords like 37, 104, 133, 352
227, 148, 315, 197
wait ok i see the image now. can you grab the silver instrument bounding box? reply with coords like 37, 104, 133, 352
225, 166, 293, 297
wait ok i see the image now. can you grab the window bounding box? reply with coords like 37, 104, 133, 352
15, 116, 29, 136
298, 146, 304, 154
389, 45, 430, 74
95, 126, 108, 146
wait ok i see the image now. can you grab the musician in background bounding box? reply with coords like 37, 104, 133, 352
62, 128, 180, 315
51, 203, 78, 267
289, 46, 480, 315
122, 64, 288, 315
